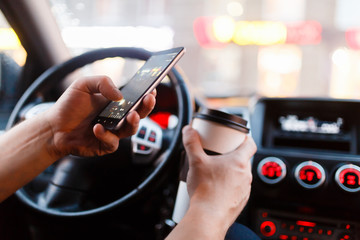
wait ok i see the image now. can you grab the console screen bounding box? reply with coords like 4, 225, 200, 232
279, 115, 344, 135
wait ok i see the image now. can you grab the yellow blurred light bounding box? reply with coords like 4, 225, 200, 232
232, 21, 287, 45
213, 16, 236, 43
0, 28, 21, 49
330, 48, 360, 99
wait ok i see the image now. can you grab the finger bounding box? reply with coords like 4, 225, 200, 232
137, 94, 156, 119
150, 89, 157, 97
74, 76, 122, 101
229, 136, 257, 164
182, 125, 207, 164
117, 111, 140, 138
233, 135, 257, 154
93, 124, 120, 153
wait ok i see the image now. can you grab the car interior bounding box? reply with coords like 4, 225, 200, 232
0, 0, 360, 239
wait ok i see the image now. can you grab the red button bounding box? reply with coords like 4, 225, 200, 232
260, 221, 276, 237
262, 162, 282, 178
295, 161, 325, 189
148, 131, 156, 142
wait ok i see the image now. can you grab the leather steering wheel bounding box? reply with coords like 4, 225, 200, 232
6, 47, 192, 217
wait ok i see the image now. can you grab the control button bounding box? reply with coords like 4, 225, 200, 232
335, 164, 360, 192
260, 221, 276, 237
294, 161, 325, 189
257, 157, 287, 184
338, 233, 352, 240
137, 144, 150, 151
148, 130, 156, 142
342, 224, 353, 230
289, 225, 295, 231
279, 235, 289, 240
138, 126, 147, 139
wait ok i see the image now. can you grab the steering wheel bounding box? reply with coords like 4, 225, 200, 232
6, 47, 192, 217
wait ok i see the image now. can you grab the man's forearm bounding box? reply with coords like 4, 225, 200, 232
166, 201, 229, 240
0, 114, 58, 202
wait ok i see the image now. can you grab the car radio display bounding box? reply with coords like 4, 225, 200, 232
278, 115, 344, 135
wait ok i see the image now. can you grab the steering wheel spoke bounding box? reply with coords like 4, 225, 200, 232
131, 117, 163, 165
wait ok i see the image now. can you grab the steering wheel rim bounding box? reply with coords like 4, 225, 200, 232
6, 47, 192, 217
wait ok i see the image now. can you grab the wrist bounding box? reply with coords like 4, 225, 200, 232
43, 112, 66, 160
186, 198, 231, 238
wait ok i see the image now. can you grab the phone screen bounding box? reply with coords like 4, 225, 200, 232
94, 47, 185, 130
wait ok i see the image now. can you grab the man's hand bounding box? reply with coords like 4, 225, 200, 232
165, 126, 256, 240
183, 125, 257, 230
45, 76, 156, 158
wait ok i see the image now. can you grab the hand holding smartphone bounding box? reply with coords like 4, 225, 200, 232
93, 47, 185, 130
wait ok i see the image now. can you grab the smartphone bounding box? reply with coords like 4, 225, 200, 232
93, 47, 185, 130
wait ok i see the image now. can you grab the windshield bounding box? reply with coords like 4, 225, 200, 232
48, 0, 360, 100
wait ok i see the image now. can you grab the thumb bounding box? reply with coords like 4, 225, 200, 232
182, 125, 206, 164
74, 76, 123, 101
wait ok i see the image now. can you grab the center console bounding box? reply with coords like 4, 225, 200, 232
249, 98, 360, 240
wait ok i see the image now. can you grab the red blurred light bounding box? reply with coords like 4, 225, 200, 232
296, 220, 316, 227
346, 29, 360, 50
286, 21, 322, 45
193, 17, 226, 48
150, 112, 171, 129
193, 17, 322, 47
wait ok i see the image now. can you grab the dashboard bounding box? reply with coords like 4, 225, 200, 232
246, 98, 360, 240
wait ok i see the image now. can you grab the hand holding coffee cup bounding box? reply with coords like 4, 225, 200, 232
172, 108, 250, 223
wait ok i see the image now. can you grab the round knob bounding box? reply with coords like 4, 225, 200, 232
260, 221, 276, 237
294, 161, 325, 189
257, 157, 287, 184
335, 164, 360, 192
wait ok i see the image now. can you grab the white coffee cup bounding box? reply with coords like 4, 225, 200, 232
172, 108, 249, 223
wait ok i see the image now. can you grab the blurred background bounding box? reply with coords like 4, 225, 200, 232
1, 0, 360, 101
